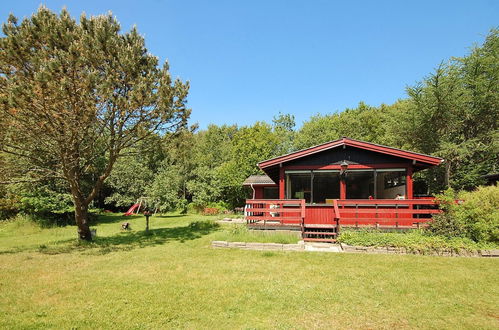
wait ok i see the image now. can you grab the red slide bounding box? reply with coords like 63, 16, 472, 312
124, 203, 140, 216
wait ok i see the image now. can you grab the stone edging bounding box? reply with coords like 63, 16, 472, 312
212, 241, 304, 251
339, 243, 499, 257
211, 241, 499, 257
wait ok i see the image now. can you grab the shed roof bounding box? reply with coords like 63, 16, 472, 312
242, 174, 276, 186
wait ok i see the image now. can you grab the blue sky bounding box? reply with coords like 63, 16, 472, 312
1, 1, 497, 128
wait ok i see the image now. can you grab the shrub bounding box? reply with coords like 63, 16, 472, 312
187, 202, 204, 214
202, 207, 219, 215
426, 189, 466, 238
177, 199, 188, 214
0, 197, 19, 220
197, 201, 231, 215
188, 220, 220, 231
338, 229, 495, 252
428, 186, 499, 243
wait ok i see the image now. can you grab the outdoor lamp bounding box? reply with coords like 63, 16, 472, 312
340, 160, 349, 179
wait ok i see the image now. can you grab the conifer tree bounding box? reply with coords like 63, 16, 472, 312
0, 8, 190, 240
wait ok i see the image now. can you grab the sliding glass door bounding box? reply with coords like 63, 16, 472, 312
286, 170, 340, 204
345, 170, 375, 199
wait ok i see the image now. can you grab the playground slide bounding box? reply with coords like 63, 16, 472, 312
124, 203, 140, 216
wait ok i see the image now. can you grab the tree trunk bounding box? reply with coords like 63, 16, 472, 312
444, 161, 451, 188
74, 198, 92, 241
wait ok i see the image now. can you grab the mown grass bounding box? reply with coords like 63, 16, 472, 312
338, 229, 498, 253
0, 213, 498, 329
212, 224, 300, 244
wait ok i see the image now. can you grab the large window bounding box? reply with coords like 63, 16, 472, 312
286, 168, 407, 202
376, 169, 406, 199
286, 170, 340, 204
286, 171, 312, 203
263, 187, 279, 199
313, 171, 340, 203
346, 170, 375, 199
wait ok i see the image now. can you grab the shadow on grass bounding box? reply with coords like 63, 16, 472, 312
90, 213, 139, 225
154, 214, 188, 219
34, 221, 220, 255
90, 213, 187, 225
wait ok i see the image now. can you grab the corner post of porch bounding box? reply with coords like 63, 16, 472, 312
279, 165, 285, 199
340, 179, 346, 199
406, 166, 414, 199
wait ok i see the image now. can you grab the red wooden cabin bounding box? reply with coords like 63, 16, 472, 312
243, 137, 444, 242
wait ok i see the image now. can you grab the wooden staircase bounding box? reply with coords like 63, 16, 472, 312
302, 224, 338, 243
302, 200, 341, 243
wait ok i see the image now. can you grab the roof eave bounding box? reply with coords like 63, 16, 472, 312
258, 137, 443, 169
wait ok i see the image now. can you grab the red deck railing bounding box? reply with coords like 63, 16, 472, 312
245, 199, 306, 227
335, 199, 441, 228
245, 199, 441, 229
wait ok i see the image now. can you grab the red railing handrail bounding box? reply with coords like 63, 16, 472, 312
336, 199, 438, 205
333, 199, 340, 220
245, 199, 306, 225
245, 198, 441, 229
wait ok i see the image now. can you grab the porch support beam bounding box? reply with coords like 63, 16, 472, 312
406, 166, 413, 199
340, 178, 346, 199
279, 165, 285, 199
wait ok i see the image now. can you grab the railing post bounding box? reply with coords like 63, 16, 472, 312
333, 199, 341, 235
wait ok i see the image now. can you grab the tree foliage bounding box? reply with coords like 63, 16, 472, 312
429, 186, 499, 243
0, 8, 190, 238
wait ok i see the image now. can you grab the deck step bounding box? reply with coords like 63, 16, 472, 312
303, 231, 337, 236
304, 224, 338, 228
303, 237, 337, 242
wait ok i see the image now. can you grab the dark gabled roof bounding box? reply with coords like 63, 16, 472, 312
258, 137, 444, 169
242, 174, 276, 186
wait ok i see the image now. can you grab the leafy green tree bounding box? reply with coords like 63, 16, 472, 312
146, 163, 183, 212
0, 8, 189, 240
272, 112, 296, 155
293, 102, 388, 149
219, 122, 281, 207
186, 125, 238, 207
186, 166, 223, 207
405, 28, 498, 191
105, 156, 155, 208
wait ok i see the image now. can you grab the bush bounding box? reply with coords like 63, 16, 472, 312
428, 186, 499, 243
194, 201, 231, 215
0, 197, 19, 220
188, 220, 220, 231
177, 199, 188, 214
338, 229, 495, 252
202, 207, 220, 215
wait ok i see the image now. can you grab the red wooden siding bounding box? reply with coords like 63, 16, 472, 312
254, 186, 264, 199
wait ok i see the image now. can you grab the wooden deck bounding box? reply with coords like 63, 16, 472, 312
245, 198, 441, 242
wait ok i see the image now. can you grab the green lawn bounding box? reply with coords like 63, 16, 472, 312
1, 214, 498, 329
